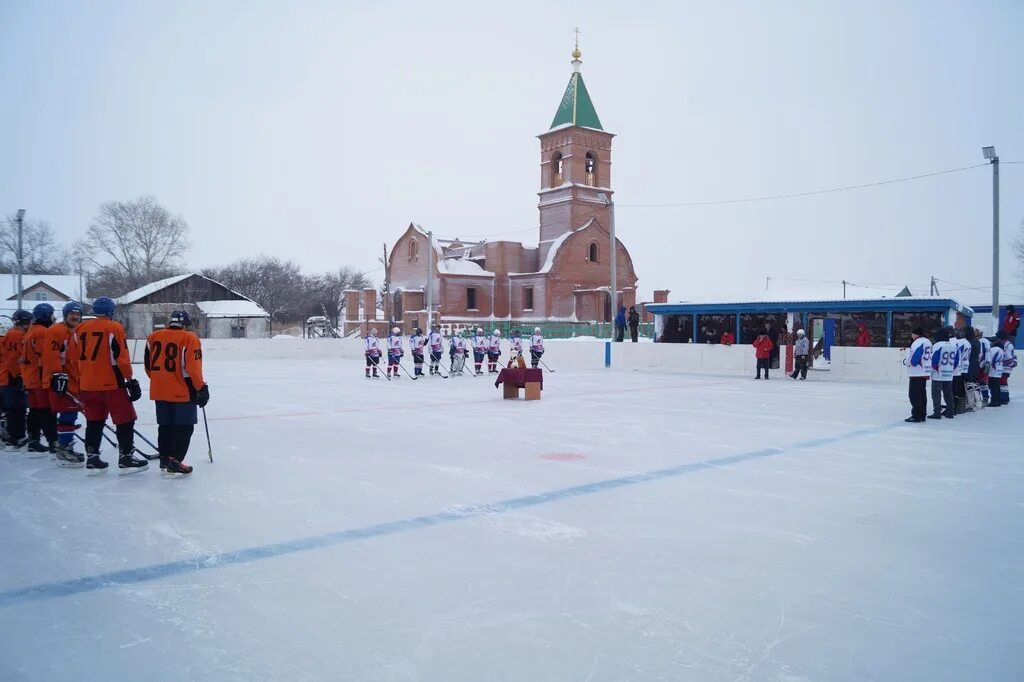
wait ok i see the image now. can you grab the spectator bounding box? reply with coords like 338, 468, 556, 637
720, 329, 735, 345
790, 329, 810, 380
753, 332, 774, 379
1002, 304, 1020, 340
763, 322, 780, 369
627, 306, 640, 342
856, 324, 872, 347
704, 327, 716, 344
614, 307, 626, 342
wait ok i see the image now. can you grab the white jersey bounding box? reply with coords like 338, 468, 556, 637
487, 334, 501, 354
410, 334, 426, 353
531, 334, 544, 352
904, 337, 932, 378
1003, 341, 1016, 373
428, 331, 444, 352
387, 334, 404, 356
979, 337, 991, 368
930, 340, 957, 381
510, 336, 523, 354
364, 335, 381, 357
987, 345, 1004, 379
472, 335, 487, 353
452, 337, 467, 355
954, 338, 971, 376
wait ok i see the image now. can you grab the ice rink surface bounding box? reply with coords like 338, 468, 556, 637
1, 358, 1022, 681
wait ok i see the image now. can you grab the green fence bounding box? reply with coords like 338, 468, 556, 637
440, 320, 654, 340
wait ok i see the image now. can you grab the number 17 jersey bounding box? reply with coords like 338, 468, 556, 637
145, 328, 206, 402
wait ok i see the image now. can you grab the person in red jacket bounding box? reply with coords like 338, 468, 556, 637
720, 330, 735, 345
753, 333, 774, 379
1002, 305, 1020, 340
855, 324, 872, 347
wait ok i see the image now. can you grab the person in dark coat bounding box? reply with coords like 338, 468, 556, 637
965, 325, 981, 381
763, 322, 780, 368
614, 307, 626, 342
627, 306, 640, 342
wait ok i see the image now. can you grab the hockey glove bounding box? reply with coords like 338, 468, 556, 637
194, 384, 210, 408
126, 378, 142, 402
50, 372, 69, 395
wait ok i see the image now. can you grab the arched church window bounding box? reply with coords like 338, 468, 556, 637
552, 152, 564, 187
585, 152, 597, 186
588, 241, 599, 263
408, 238, 419, 261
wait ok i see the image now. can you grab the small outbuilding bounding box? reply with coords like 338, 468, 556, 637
115, 273, 270, 339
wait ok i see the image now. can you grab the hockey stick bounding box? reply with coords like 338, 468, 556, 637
66, 392, 160, 460
202, 406, 213, 462
396, 360, 418, 380
366, 355, 389, 381
537, 357, 556, 373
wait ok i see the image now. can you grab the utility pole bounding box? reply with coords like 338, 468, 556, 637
842, 280, 847, 300
382, 242, 391, 326
426, 230, 433, 331
982, 146, 1000, 334
929, 276, 939, 296
15, 209, 25, 311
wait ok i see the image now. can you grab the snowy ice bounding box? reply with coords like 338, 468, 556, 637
1, 358, 1022, 681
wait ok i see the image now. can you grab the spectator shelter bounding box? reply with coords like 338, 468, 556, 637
646, 297, 974, 349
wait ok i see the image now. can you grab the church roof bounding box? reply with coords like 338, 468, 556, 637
549, 72, 603, 131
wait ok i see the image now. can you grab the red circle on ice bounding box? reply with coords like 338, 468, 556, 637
540, 453, 585, 461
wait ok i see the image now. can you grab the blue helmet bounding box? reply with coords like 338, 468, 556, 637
62, 301, 84, 320
91, 297, 116, 317
32, 303, 55, 324
168, 310, 191, 328
12, 309, 32, 325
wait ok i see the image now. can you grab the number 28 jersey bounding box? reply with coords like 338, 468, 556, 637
145, 328, 205, 402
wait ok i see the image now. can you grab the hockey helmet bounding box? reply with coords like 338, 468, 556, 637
62, 301, 84, 320
12, 309, 32, 325
0, 318, 11, 334
796, 329, 805, 336
92, 296, 116, 317
32, 303, 55, 324
534, 327, 541, 333
392, 326, 401, 334
414, 327, 422, 335
476, 327, 483, 333
168, 310, 192, 328
369, 328, 378, 336
493, 329, 501, 336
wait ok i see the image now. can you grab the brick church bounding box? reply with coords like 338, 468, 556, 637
385, 46, 639, 327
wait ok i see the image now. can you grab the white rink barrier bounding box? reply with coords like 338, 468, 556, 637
141, 338, 912, 384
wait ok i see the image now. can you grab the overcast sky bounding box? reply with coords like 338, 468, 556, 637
2, 0, 1022, 304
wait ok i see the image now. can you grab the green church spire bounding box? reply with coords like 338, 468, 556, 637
549, 44, 603, 131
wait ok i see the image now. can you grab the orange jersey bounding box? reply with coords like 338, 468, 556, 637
0, 332, 6, 387
144, 328, 205, 402
21, 323, 50, 390
72, 318, 133, 391
4, 327, 27, 382
42, 322, 81, 394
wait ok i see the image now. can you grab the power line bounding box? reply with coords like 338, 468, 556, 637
618, 163, 989, 208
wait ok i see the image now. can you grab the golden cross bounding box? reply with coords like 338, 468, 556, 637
573, 26, 581, 50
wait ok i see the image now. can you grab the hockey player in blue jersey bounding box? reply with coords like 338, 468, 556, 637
427, 324, 445, 376
386, 326, 404, 379
409, 327, 427, 377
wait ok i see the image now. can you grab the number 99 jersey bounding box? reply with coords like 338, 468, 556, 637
144, 328, 206, 402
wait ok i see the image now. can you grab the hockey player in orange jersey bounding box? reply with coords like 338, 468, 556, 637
69, 296, 147, 473
22, 303, 59, 454
0, 318, 9, 443
144, 309, 209, 475
43, 301, 86, 466
3, 309, 32, 447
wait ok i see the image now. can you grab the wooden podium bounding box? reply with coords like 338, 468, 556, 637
495, 368, 543, 401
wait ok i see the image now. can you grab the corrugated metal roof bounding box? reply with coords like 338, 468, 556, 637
647, 296, 973, 316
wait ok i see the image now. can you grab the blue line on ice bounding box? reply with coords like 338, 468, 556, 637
0, 421, 900, 608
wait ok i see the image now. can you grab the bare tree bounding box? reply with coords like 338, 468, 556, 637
0, 215, 70, 274
82, 196, 189, 295
1013, 218, 1024, 275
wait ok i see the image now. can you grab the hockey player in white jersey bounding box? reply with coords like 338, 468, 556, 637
451, 331, 468, 375
409, 327, 427, 377
903, 326, 932, 422
986, 337, 1005, 407
471, 327, 487, 376
427, 324, 445, 376
486, 329, 502, 373
996, 330, 1016, 404
952, 328, 971, 413
928, 328, 957, 419
509, 329, 524, 367
977, 328, 992, 404
364, 328, 382, 378
386, 326, 404, 379
529, 327, 545, 369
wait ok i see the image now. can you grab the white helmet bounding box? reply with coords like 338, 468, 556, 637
796, 329, 805, 336
0, 319, 10, 334
534, 327, 541, 333
493, 329, 501, 336
392, 326, 401, 334
476, 327, 483, 333
369, 328, 378, 336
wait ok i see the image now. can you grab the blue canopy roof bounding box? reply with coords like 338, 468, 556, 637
646, 297, 973, 316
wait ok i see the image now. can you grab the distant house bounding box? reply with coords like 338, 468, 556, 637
0, 273, 85, 319
115, 273, 270, 339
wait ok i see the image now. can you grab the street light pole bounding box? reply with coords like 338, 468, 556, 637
426, 230, 434, 332
982, 146, 999, 334
597, 193, 616, 328
15, 209, 25, 311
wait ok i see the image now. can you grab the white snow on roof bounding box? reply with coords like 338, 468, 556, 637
116, 273, 193, 304
196, 300, 269, 318
0, 273, 83, 302
535, 219, 596, 275
438, 258, 494, 277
